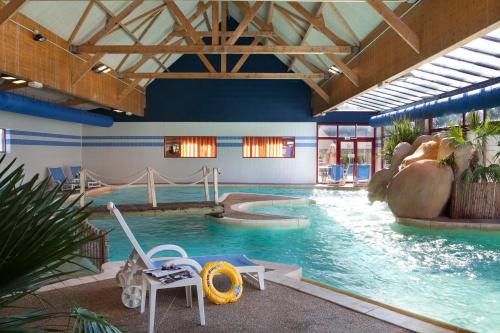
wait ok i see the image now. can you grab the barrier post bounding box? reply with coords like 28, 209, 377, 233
150, 168, 157, 208
79, 168, 86, 208
213, 168, 219, 205
203, 166, 210, 201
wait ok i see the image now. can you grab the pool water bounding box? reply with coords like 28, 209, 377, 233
89, 186, 500, 332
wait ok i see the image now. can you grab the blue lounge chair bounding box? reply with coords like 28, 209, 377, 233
48, 167, 78, 191
329, 165, 343, 183
357, 164, 371, 182
107, 202, 265, 308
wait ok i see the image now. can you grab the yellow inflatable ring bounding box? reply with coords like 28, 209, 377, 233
201, 261, 243, 305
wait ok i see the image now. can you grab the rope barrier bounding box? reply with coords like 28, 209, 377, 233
79, 166, 219, 207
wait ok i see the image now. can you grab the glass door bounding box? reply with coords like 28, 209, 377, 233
317, 139, 337, 183
339, 140, 355, 182
356, 141, 373, 182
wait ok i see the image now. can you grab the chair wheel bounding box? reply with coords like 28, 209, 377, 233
122, 285, 142, 309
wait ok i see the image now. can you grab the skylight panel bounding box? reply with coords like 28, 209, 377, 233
375, 87, 421, 102
464, 38, 500, 57
432, 56, 499, 78
368, 89, 416, 103
420, 63, 486, 83
404, 77, 455, 92
447, 48, 500, 69
362, 92, 406, 106
486, 27, 500, 39
355, 96, 395, 109
410, 70, 469, 88
391, 81, 443, 95
383, 84, 430, 99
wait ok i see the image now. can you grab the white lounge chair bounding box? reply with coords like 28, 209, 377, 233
107, 202, 265, 308
70, 166, 101, 189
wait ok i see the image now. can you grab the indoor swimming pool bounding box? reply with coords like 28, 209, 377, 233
89, 186, 500, 332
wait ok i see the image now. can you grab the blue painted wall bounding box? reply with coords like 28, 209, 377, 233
94, 18, 374, 124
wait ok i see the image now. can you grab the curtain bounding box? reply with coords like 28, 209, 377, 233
180, 137, 216, 157
243, 137, 284, 158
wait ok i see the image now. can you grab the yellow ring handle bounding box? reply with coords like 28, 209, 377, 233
201, 261, 243, 305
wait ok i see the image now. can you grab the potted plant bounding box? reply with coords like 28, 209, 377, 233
447, 113, 500, 218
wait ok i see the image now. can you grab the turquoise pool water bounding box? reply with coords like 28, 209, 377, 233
89, 186, 500, 332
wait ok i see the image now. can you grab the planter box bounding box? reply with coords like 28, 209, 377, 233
450, 182, 500, 219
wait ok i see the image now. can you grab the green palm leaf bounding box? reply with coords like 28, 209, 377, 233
0, 155, 120, 332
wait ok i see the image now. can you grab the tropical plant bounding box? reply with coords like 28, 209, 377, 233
0, 155, 120, 332
446, 111, 500, 182
383, 118, 420, 164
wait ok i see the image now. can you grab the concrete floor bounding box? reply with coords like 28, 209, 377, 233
7, 278, 411, 333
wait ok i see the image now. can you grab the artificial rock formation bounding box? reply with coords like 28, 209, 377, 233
401, 140, 439, 168
368, 134, 472, 219
387, 160, 454, 219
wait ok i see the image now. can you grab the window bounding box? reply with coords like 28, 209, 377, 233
0, 129, 5, 153
486, 107, 500, 122
243, 137, 295, 158
431, 113, 464, 131
164, 136, 216, 158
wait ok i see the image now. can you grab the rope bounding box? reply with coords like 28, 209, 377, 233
86, 170, 148, 188
86, 168, 148, 183
153, 167, 205, 181
153, 170, 206, 186
84, 167, 212, 187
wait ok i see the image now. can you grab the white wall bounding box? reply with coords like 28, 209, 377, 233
0, 111, 82, 180
82, 122, 317, 184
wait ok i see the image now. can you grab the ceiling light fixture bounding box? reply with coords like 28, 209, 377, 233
32, 30, 46, 42
125, 112, 133, 116
1, 74, 16, 80
113, 109, 124, 113
328, 66, 341, 75
92, 64, 111, 74
12, 79, 27, 84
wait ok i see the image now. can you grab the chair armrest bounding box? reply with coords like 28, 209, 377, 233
146, 245, 188, 258
163, 258, 203, 273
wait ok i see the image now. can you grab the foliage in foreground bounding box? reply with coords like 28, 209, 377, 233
383, 118, 420, 165
0, 155, 120, 332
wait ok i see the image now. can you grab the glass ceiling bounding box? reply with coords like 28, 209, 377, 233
341, 27, 500, 112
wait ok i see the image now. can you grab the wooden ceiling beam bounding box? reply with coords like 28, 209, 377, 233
233, 2, 324, 74
76, 44, 353, 54
265, 1, 274, 45
366, 0, 420, 53
93, 0, 166, 71
0, 0, 25, 27
123, 72, 326, 80
221, 1, 228, 72
328, 2, 359, 45
287, 3, 325, 72
226, 1, 264, 45
67, 0, 94, 44
84, 0, 144, 45
123, 1, 210, 74
211, 1, 219, 45
304, 78, 329, 103
165, 0, 216, 73
287, 2, 349, 46
116, 7, 164, 73
231, 36, 262, 73
171, 30, 274, 38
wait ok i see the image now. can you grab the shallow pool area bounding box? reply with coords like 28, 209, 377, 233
89, 186, 500, 332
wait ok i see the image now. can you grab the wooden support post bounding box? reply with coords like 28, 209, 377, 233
147, 167, 157, 208
203, 166, 210, 202
79, 168, 86, 208
213, 168, 219, 205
